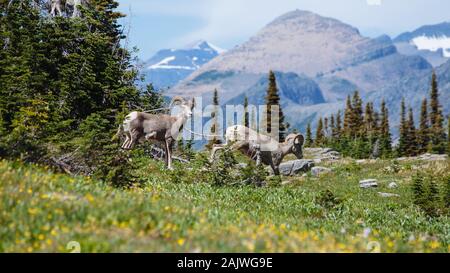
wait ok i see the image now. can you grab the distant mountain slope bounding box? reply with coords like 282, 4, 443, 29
226, 72, 325, 107
394, 22, 450, 67
167, 10, 438, 137
143, 41, 225, 89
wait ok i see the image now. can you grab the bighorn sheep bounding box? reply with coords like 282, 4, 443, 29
210, 125, 304, 175
50, 0, 63, 16
119, 97, 195, 170
50, 0, 85, 17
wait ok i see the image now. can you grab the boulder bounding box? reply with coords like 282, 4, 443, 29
277, 159, 315, 176
396, 153, 448, 162
304, 148, 341, 161
359, 179, 378, 189
311, 166, 332, 177
388, 182, 398, 189
378, 192, 400, 198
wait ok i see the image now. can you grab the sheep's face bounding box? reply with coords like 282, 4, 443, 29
286, 134, 304, 159
181, 104, 193, 119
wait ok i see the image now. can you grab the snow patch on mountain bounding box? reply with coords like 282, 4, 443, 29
186, 40, 227, 54
411, 35, 450, 57
148, 56, 196, 70
143, 40, 225, 89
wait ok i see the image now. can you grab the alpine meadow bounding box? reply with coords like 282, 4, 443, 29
0, 0, 449, 255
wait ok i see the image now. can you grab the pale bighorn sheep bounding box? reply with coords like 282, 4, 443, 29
119, 97, 195, 170
50, 0, 85, 17
210, 125, 304, 175
50, 0, 63, 17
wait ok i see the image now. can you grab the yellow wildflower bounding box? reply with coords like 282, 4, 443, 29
177, 238, 185, 246
429, 241, 440, 249
85, 193, 94, 203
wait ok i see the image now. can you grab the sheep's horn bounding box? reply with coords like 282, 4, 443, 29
170, 96, 185, 107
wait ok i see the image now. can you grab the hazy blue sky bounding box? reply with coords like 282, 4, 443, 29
117, 0, 450, 60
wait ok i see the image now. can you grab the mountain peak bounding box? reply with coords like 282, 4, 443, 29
184, 40, 226, 54
268, 9, 360, 35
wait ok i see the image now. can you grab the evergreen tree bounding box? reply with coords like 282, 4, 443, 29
351, 91, 364, 137
364, 102, 374, 136
243, 96, 249, 128
315, 118, 325, 146
206, 89, 222, 149
398, 99, 408, 156
373, 110, 381, 135
447, 116, 450, 156
265, 71, 288, 141
330, 115, 336, 144
305, 122, 313, 147
418, 98, 430, 154
379, 100, 392, 157
335, 110, 342, 139
0, 1, 155, 185
343, 95, 353, 137
406, 108, 418, 156
429, 71, 446, 154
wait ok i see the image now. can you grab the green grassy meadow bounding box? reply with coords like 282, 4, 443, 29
0, 155, 449, 253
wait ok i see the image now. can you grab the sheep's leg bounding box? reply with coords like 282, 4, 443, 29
126, 129, 139, 149
51, 3, 58, 16
254, 144, 261, 166
270, 163, 280, 176
145, 131, 157, 140
164, 138, 173, 170
121, 135, 130, 149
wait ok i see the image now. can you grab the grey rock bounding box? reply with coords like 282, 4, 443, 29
311, 166, 332, 177
305, 148, 341, 161
360, 179, 378, 189
388, 182, 398, 189
395, 153, 449, 162
378, 192, 400, 198
237, 163, 248, 169
277, 159, 315, 176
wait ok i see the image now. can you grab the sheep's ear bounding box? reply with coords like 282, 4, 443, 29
295, 135, 304, 145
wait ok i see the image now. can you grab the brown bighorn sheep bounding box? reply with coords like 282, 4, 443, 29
210, 125, 304, 175
119, 97, 195, 170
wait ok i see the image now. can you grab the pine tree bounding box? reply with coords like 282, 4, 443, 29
243, 96, 249, 128
406, 108, 418, 156
379, 100, 392, 157
351, 91, 364, 137
364, 102, 375, 138
412, 173, 426, 206
305, 122, 313, 147
429, 71, 446, 154
335, 110, 342, 138
0, 1, 159, 185
324, 117, 329, 138
330, 115, 336, 143
373, 110, 381, 135
315, 118, 325, 146
418, 98, 429, 154
447, 116, 450, 156
265, 71, 288, 141
398, 98, 408, 157
343, 95, 353, 137
206, 89, 222, 149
